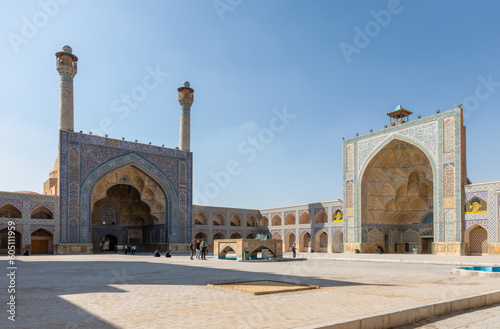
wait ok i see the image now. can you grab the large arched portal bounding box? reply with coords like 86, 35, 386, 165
361, 140, 434, 254
91, 165, 167, 253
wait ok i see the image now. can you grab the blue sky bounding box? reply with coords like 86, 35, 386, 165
1, 0, 499, 209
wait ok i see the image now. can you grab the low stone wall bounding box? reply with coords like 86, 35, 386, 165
214, 239, 283, 260
489, 243, 500, 255
342, 243, 361, 253
433, 242, 464, 255
56, 244, 93, 254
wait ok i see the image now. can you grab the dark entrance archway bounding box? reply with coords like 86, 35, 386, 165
102, 234, 118, 251
92, 183, 165, 253
0, 229, 22, 255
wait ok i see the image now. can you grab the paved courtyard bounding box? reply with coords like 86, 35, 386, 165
2, 253, 500, 329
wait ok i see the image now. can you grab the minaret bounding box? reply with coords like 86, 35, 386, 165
177, 81, 194, 152
55, 45, 78, 131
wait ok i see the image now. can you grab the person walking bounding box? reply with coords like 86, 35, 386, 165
195, 240, 201, 260
124, 245, 128, 255
131, 245, 136, 255
291, 242, 297, 258
189, 240, 195, 260
200, 238, 207, 260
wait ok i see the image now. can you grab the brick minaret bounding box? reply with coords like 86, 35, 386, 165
178, 81, 194, 152
55, 45, 78, 131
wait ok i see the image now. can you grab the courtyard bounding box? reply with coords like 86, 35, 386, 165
2, 253, 500, 328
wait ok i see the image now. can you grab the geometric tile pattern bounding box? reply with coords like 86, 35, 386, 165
357, 120, 438, 175
443, 117, 455, 153
344, 108, 467, 247
469, 225, 488, 254
59, 130, 192, 245
0, 192, 59, 245
193, 200, 343, 245
465, 182, 500, 243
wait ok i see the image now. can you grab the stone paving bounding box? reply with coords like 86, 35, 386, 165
1, 253, 500, 329
398, 304, 500, 329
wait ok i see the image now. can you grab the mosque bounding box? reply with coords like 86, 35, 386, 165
1, 46, 499, 256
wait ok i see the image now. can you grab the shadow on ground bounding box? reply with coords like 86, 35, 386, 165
2, 255, 394, 328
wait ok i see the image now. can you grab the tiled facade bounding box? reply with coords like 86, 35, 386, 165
1, 47, 500, 255
193, 201, 344, 253
57, 131, 193, 253
342, 107, 500, 255
0, 192, 59, 253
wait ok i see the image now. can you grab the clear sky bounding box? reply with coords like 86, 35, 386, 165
1, 0, 499, 209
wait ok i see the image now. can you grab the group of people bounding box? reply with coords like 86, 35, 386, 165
189, 238, 208, 260
154, 249, 171, 258
123, 245, 136, 254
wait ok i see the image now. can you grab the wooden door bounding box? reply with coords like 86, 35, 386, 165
32, 240, 49, 254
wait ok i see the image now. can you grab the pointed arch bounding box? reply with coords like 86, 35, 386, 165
218, 244, 237, 258
332, 229, 343, 253
259, 216, 269, 227
248, 244, 277, 257
299, 212, 311, 224
80, 153, 178, 244
465, 224, 488, 255
359, 136, 437, 188
246, 216, 257, 227
0, 204, 22, 218
213, 214, 225, 226
31, 206, 54, 219
359, 137, 437, 243
285, 231, 296, 252
314, 230, 328, 252
195, 213, 208, 225
0, 228, 22, 254
272, 232, 281, 240
314, 210, 328, 224
271, 215, 282, 226
230, 232, 242, 239
213, 232, 226, 244
284, 214, 296, 225
299, 231, 311, 252
194, 232, 208, 240
31, 228, 54, 254
230, 215, 242, 226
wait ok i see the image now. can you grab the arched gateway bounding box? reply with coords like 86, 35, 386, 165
360, 139, 434, 253
342, 106, 466, 255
